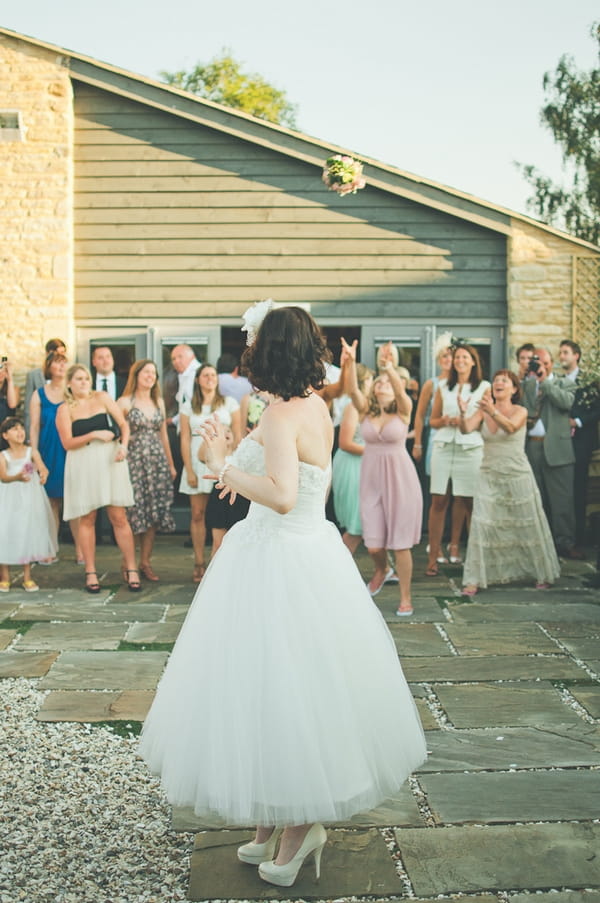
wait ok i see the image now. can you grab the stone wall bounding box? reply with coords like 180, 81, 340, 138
507, 219, 598, 363
0, 33, 73, 385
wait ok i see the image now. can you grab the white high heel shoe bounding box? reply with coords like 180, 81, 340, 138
258, 823, 327, 887
237, 827, 281, 864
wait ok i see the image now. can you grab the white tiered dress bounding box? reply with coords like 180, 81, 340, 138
139, 436, 426, 826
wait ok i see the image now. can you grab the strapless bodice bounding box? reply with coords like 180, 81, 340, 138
229, 436, 331, 536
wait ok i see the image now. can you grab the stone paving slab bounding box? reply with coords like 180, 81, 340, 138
124, 621, 181, 645
420, 770, 600, 824
569, 685, 600, 718
37, 689, 155, 722
38, 651, 168, 690
510, 892, 600, 903
403, 654, 585, 682
174, 783, 424, 832
16, 587, 113, 603
379, 596, 446, 623
164, 604, 192, 622
14, 622, 128, 651
112, 583, 196, 605
396, 822, 600, 895
420, 724, 600, 771
188, 828, 401, 901
387, 623, 452, 656
8, 601, 166, 622
587, 660, 600, 675
0, 650, 58, 677
0, 629, 16, 650
448, 601, 600, 624
559, 638, 600, 661
444, 623, 560, 656
433, 682, 582, 728
0, 601, 18, 619
542, 622, 600, 637
415, 698, 439, 730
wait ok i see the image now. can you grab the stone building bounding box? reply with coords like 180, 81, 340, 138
1, 25, 599, 388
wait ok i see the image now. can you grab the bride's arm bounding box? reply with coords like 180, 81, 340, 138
204, 405, 299, 514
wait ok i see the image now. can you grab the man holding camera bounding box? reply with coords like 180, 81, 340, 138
521, 347, 578, 558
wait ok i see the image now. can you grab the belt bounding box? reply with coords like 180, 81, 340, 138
528, 435, 545, 441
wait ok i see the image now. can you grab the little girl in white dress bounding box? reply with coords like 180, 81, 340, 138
0, 417, 58, 592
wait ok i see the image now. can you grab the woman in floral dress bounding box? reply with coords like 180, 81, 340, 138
118, 360, 176, 581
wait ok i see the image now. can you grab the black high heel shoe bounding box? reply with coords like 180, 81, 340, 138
85, 572, 101, 594
124, 569, 141, 592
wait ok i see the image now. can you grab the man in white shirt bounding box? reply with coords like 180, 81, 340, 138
91, 346, 125, 401
167, 345, 201, 429
216, 352, 252, 403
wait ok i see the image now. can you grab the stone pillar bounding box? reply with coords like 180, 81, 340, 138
0, 33, 73, 384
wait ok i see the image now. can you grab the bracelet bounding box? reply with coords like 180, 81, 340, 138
218, 462, 231, 484
413, 444, 422, 449
491, 410, 498, 419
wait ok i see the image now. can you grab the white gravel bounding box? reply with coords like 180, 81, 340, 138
0, 679, 193, 903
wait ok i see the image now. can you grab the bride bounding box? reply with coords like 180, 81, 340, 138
138, 303, 426, 888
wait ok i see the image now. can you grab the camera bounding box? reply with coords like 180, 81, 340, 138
527, 355, 541, 374
0, 357, 6, 370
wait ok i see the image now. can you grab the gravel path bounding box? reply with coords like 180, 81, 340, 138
0, 679, 193, 903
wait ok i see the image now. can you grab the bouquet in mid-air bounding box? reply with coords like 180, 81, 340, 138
322, 154, 366, 196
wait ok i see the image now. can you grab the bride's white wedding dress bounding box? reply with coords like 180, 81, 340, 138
139, 436, 426, 826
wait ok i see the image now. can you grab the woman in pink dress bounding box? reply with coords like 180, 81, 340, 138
345, 341, 422, 615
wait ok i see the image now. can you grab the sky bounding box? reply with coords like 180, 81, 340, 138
2, 0, 598, 216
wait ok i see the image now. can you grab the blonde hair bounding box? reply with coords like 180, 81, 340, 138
65, 364, 94, 405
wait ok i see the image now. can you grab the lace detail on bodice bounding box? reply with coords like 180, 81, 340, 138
230, 436, 331, 537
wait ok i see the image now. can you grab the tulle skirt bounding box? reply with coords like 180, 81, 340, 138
139, 513, 426, 826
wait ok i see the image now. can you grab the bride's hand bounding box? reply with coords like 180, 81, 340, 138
200, 416, 228, 471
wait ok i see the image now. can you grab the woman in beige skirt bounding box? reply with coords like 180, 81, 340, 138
56, 364, 138, 593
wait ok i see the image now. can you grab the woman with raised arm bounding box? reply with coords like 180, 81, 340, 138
345, 340, 422, 615
458, 369, 560, 595
139, 305, 426, 889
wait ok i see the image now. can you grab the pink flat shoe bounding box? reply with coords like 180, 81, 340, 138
535, 582, 551, 590
461, 585, 478, 597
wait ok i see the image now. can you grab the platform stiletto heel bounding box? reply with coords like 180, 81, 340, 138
258, 823, 327, 887
237, 828, 281, 865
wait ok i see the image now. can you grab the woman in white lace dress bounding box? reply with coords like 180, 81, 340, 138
139, 304, 426, 889
458, 369, 560, 594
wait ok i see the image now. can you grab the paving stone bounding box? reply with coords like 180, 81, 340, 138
559, 637, 600, 661
9, 601, 166, 622
587, 660, 600, 676
0, 629, 16, 650
112, 583, 195, 605
569, 685, 600, 718
188, 828, 401, 901
38, 651, 168, 690
174, 784, 424, 832
420, 724, 600, 771
403, 654, 585, 682
448, 601, 600, 624
124, 621, 181, 644
17, 587, 113, 603
0, 650, 58, 677
37, 689, 155, 722
444, 623, 560, 656
164, 604, 192, 622
510, 892, 600, 903
387, 623, 452, 656
0, 601, 18, 619
14, 622, 128, 651
415, 698, 439, 730
420, 770, 600, 824
396, 822, 600, 895
379, 596, 446, 623
542, 622, 600, 637
433, 682, 582, 728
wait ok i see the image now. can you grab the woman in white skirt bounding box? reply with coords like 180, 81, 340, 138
425, 343, 490, 575
56, 364, 138, 593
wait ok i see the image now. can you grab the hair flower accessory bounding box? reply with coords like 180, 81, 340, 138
241, 298, 274, 346
322, 155, 366, 197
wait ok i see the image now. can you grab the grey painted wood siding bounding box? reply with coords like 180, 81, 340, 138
74, 85, 507, 321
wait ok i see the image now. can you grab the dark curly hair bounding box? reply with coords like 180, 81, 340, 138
241, 307, 331, 401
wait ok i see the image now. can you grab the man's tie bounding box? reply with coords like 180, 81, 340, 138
102, 377, 108, 392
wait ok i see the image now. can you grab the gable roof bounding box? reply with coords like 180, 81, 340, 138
2, 25, 598, 252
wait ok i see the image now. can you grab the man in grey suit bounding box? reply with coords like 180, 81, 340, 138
521, 347, 578, 558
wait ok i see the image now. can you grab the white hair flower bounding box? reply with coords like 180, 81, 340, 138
241, 298, 274, 346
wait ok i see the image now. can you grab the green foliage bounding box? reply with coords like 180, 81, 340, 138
519, 22, 600, 245
160, 50, 298, 128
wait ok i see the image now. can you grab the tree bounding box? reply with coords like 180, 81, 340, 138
519, 22, 600, 245
160, 50, 298, 129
